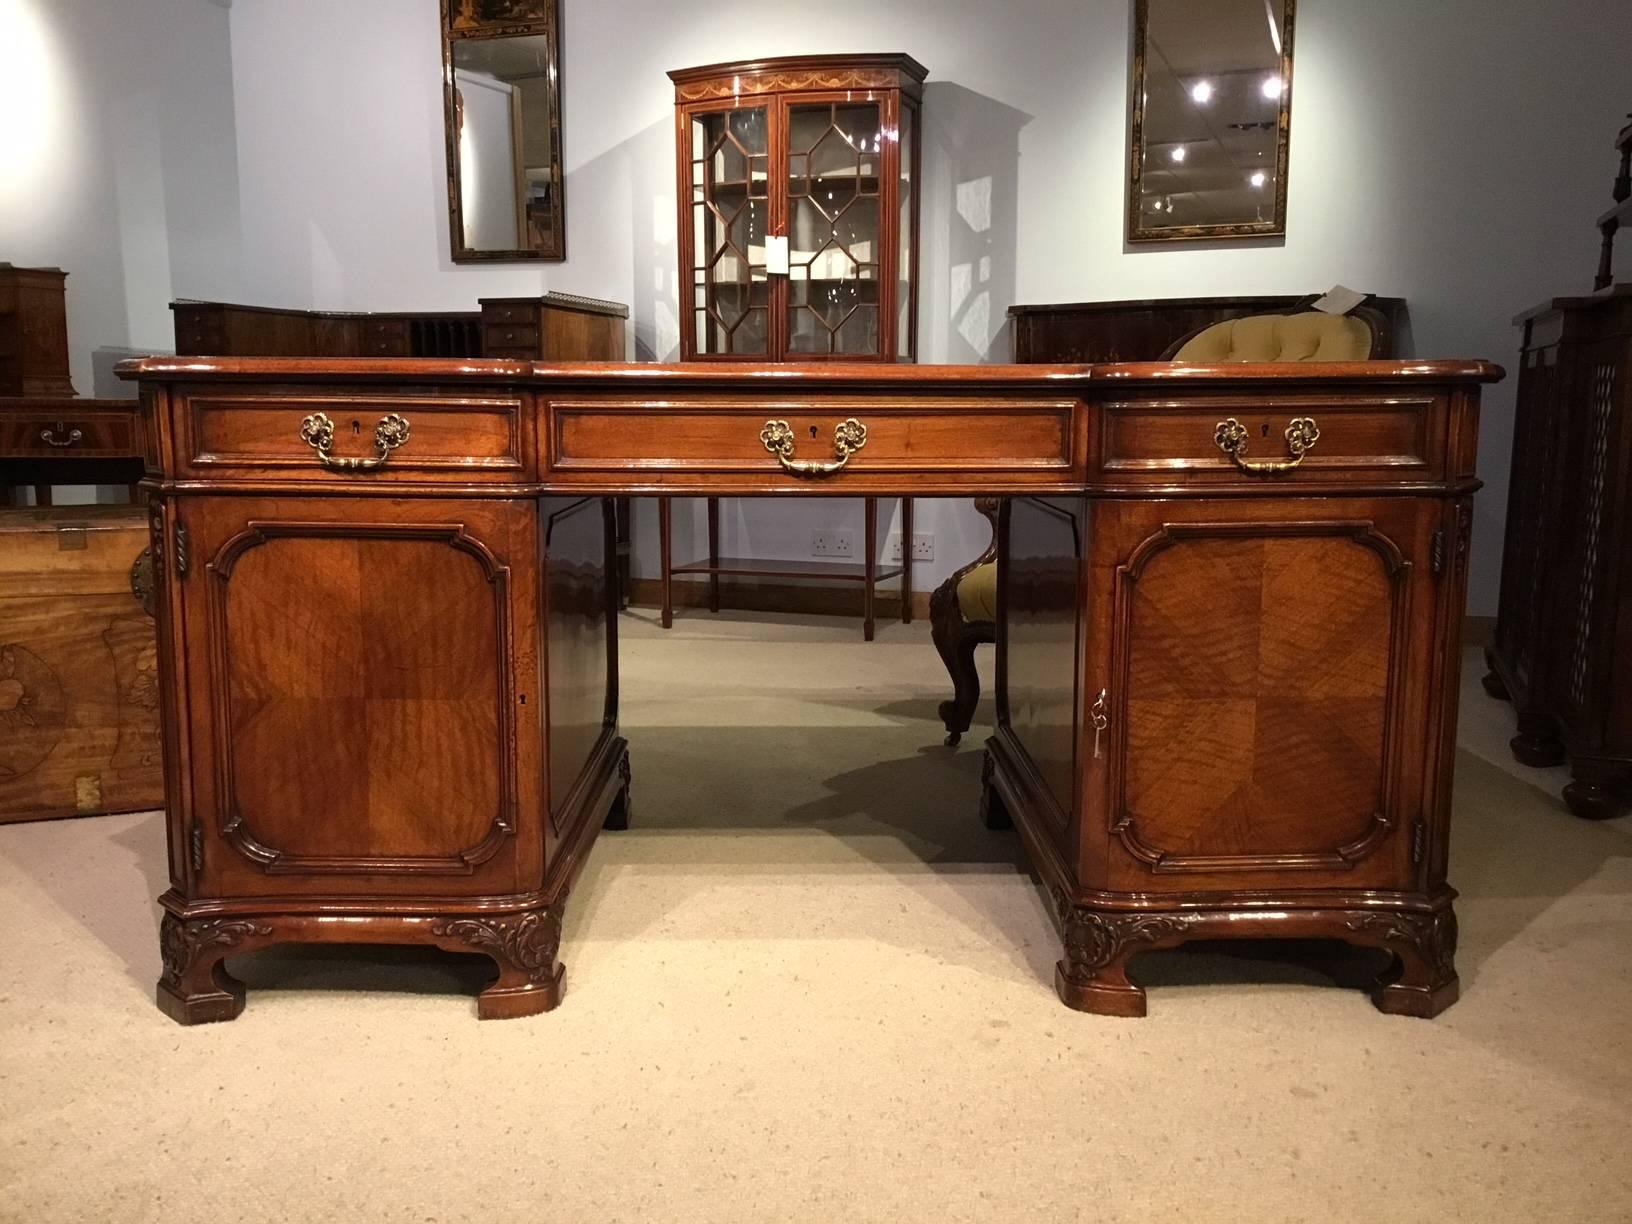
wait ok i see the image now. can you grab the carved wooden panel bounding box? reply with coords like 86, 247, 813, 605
1110, 516, 1412, 875
192, 504, 521, 882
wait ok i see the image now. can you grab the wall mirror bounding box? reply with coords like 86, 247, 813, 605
1128, 0, 1295, 243
441, 0, 564, 261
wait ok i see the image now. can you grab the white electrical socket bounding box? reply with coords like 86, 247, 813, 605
812, 529, 854, 557
888, 533, 934, 561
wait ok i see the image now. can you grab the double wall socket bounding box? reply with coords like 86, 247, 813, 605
888, 534, 935, 562
811, 529, 854, 557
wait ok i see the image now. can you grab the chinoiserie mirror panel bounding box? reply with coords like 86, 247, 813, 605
671, 55, 925, 363
441, 0, 564, 262
1129, 0, 1295, 243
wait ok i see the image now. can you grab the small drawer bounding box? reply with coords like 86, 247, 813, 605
181, 392, 530, 481
545, 397, 1084, 491
483, 323, 540, 353
1094, 392, 1446, 485
0, 411, 139, 457
483, 304, 536, 326
482, 345, 542, 362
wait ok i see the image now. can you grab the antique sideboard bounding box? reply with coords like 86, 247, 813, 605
120, 356, 1499, 1023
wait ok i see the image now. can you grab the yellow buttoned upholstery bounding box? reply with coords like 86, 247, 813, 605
956, 559, 998, 624
1172, 311, 1374, 362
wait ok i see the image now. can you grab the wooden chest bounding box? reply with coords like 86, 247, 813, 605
0, 506, 162, 822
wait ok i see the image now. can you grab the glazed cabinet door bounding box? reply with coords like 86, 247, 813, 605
170, 496, 542, 900
1087, 496, 1462, 895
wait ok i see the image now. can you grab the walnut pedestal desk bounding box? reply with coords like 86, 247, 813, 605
119, 356, 1499, 1023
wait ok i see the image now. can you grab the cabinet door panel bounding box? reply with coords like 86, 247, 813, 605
179, 498, 534, 898
1105, 499, 1434, 890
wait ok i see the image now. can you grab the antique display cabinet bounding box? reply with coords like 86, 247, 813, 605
669, 54, 924, 362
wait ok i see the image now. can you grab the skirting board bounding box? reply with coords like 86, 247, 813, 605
626, 576, 932, 622
627, 579, 1495, 648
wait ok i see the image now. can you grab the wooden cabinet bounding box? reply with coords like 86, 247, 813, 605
0, 264, 75, 397
124, 357, 1495, 1023
0, 508, 162, 822
141, 378, 627, 1024
1484, 286, 1632, 818
986, 371, 1484, 1018
669, 55, 924, 362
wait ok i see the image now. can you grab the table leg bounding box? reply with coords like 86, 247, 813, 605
900, 496, 913, 624
659, 496, 673, 629
707, 497, 721, 614
863, 496, 877, 641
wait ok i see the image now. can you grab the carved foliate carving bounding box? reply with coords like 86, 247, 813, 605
432, 904, 564, 983
1051, 889, 1194, 977
158, 913, 272, 986
1345, 909, 1458, 976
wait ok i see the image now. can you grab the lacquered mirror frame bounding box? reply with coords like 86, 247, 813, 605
1126, 0, 1296, 244
440, 0, 565, 262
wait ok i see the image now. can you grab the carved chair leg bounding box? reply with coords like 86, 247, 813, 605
1346, 908, 1460, 1018
156, 913, 270, 1025
432, 902, 566, 1020
931, 610, 988, 747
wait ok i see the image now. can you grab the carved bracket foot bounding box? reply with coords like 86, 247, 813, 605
432, 901, 567, 1020
1050, 890, 1194, 1017
1479, 648, 1510, 701
156, 912, 272, 1025
1344, 908, 1460, 1018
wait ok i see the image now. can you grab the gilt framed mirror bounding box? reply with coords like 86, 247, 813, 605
1128, 0, 1295, 243
441, 0, 565, 262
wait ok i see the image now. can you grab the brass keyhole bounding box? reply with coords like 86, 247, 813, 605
808, 425, 818, 438
1260, 423, 1270, 438
352, 419, 362, 435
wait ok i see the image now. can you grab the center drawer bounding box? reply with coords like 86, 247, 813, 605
543, 397, 1085, 491
178, 391, 531, 483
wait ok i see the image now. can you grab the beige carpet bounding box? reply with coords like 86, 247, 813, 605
1, 612, 1629, 1223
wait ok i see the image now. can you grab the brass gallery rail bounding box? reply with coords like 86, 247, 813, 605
119, 357, 1500, 1022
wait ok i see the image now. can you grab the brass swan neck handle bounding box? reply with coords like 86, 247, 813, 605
299, 412, 411, 471
1214, 416, 1320, 475
760, 418, 868, 477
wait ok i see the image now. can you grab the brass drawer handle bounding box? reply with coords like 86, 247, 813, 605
760, 417, 867, 476
299, 411, 411, 470
40, 422, 83, 448
1214, 416, 1320, 474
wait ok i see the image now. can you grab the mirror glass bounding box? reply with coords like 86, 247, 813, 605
443, 4, 563, 261
1129, 0, 1294, 243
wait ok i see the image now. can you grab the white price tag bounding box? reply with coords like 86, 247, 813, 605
766, 235, 789, 275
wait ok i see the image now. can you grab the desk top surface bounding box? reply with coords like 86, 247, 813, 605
117, 357, 1504, 388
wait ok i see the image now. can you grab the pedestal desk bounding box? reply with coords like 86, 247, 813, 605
120, 356, 1499, 1023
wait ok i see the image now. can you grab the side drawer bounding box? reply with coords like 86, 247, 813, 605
1093, 391, 1447, 486
544, 397, 1085, 491
0, 409, 140, 457
178, 390, 532, 482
